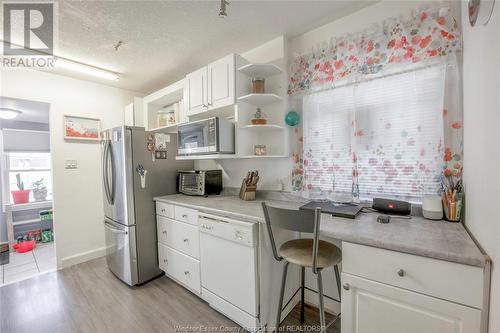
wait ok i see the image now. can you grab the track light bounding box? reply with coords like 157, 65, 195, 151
219, 0, 229, 17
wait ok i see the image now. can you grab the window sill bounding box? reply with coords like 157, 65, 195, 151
5, 200, 53, 212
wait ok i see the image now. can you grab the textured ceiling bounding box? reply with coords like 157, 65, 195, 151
47, 1, 374, 93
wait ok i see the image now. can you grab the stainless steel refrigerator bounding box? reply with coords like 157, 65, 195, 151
101, 126, 192, 286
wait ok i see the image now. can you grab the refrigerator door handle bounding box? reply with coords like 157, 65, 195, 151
102, 140, 112, 204
107, 140, 116, 204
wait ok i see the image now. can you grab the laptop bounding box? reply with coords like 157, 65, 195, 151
299, 200, 362, 219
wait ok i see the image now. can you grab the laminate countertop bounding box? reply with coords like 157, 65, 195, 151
154, 194, 487, 268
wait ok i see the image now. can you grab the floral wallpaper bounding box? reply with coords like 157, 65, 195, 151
289, 4, 463, 200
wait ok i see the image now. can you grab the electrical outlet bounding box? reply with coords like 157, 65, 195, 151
65, 160, 77, 169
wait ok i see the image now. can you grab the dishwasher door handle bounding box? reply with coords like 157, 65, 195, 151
199, 215, 228, 224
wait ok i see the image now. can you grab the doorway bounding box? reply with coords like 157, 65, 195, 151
0, 96, 56, 286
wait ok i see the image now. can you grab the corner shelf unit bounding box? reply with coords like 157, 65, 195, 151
234, 55, 290, 159
237, 93, 283, 107
237, 63, 283, 78
239, 124, 285, 131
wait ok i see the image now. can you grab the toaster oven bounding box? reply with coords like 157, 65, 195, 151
178, 170, 223, 196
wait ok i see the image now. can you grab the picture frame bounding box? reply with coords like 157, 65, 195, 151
63, 115, 101, 141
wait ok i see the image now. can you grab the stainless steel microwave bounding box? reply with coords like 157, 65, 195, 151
177, 117, 235, 155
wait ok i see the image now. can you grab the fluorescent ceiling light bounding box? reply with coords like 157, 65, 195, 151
54, 57, 119, 81
0, 108, 22, 119
1, 39, 119, 81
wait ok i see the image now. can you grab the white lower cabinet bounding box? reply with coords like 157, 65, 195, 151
157, 216, 200, 259
341, 272, 481, 333
341, 242, 484, 333
158, 242, 201, 294
156, 204, 201, 295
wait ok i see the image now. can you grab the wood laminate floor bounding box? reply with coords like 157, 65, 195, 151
0, 257, 339, 333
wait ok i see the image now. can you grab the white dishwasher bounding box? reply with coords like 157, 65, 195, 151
199, 213, 259, 329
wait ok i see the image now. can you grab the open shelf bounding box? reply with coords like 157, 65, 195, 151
240, 124, 285, 131
176, 154, 237, 160
236, 155, 289, 159
237, 63, 282, 78
175, 154, 289, 160
149, 122, 186, 134
237, 93, 283, 107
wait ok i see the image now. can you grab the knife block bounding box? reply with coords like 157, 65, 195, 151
239, 179, 257, 201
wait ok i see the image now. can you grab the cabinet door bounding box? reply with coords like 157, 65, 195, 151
186, 66, 208, 115
341, 273, 481, 333
207, 54, 234, 110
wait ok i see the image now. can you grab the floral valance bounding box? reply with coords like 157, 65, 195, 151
288, 5, 462, 95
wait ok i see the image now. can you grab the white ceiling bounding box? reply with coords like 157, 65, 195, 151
0, 96, 50, 124
45, 0, 374, 94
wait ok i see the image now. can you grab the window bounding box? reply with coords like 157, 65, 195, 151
6, 152, 53, 203
303, 65, 446, 203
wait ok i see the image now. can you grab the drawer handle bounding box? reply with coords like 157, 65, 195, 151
163, 259, 168, 264
397, 269, 405, 277
184, 270, 190, 275
182, 214, 188, 218
162, 231, 167, 234
183, 238, 189, 243
161, 208, 166, 212
343, 283, 350, 291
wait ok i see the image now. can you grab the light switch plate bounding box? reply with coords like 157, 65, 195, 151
65, 160, 77, 169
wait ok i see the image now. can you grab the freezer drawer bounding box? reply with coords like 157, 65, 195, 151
104, 219, 138, 286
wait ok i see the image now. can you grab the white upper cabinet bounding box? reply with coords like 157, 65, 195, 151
186, 54, 235, 116
208, 54, 235, 110
186, 66, 208, 116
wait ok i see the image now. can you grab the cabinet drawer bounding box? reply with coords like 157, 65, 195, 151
174, 206, 198, 226
157, 216, 200, 259
158, 242, 169, 271
342, 242, 484, 308
156, 201, 174, 219
159, 243, 200, 294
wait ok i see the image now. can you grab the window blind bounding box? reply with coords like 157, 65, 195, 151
303, 65, 446, 203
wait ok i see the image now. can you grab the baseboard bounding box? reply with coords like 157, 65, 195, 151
60, 246, 106, 269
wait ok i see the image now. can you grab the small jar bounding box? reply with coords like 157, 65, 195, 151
166, 110, 176, 125
254, 145, 267, 156
157, 113, 168, 127
252, 78, 265, 94
251, 108, 267, 125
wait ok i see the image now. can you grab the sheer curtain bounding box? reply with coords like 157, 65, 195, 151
302, 63, 450, 202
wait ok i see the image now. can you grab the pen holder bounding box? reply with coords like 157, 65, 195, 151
239, 179, 257, 201
442, 193, 462, 222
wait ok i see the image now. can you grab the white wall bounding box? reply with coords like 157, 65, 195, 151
0, 69, 137, 268
462, 2, 500, 332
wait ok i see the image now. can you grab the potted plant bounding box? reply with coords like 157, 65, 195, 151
11, 173, 30, 204
32, 178, 48, 201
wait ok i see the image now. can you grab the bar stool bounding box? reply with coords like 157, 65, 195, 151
262, 202, 342, 333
